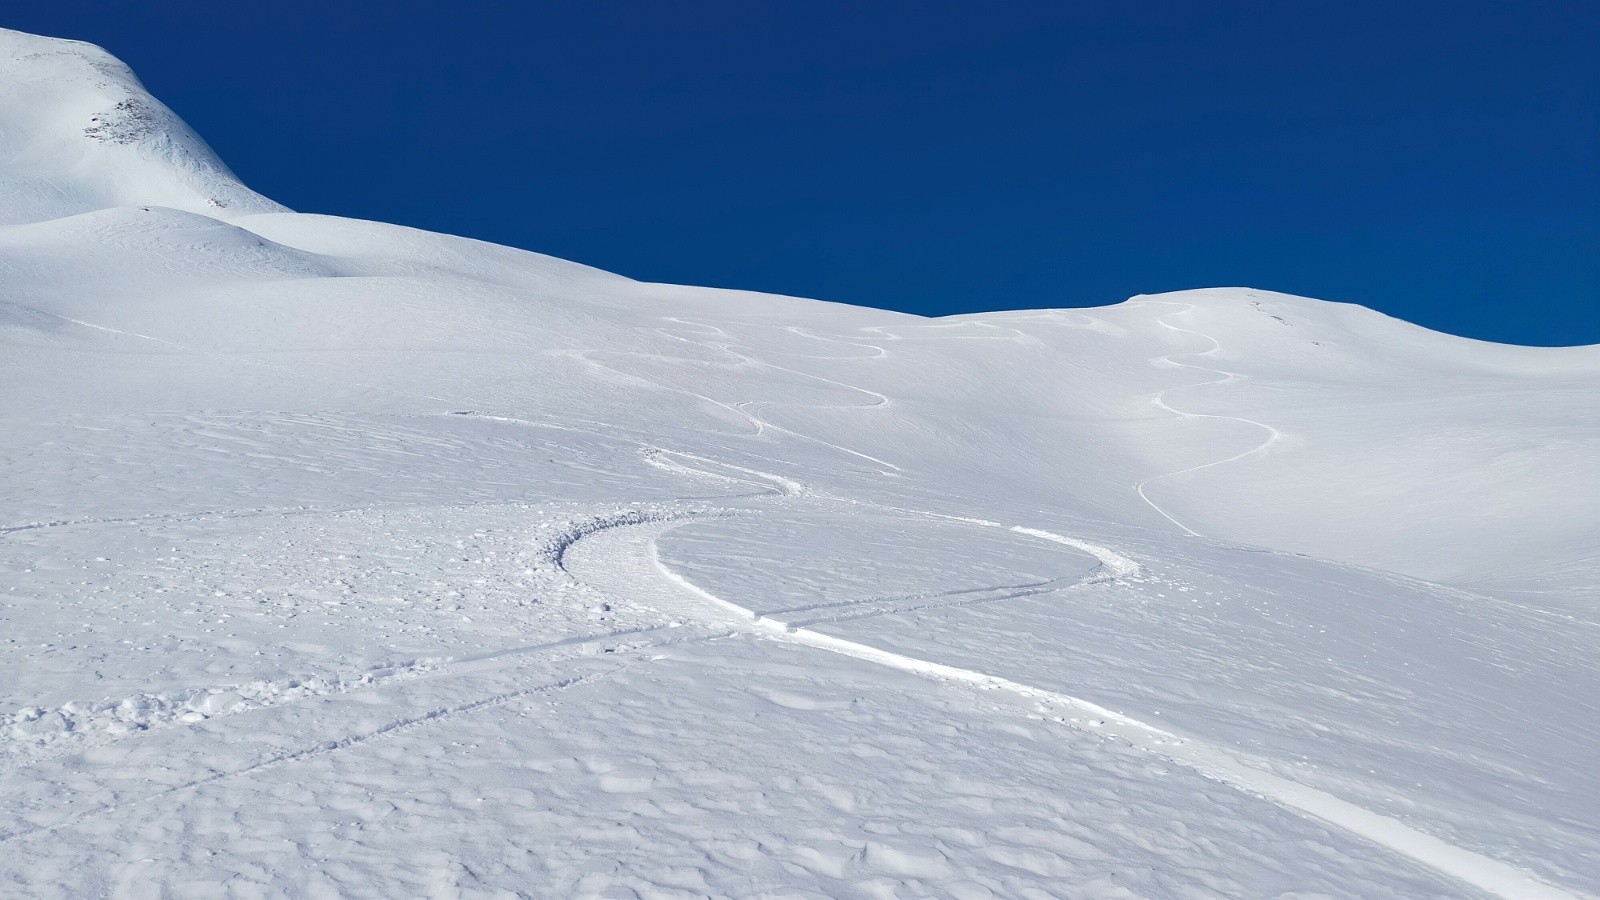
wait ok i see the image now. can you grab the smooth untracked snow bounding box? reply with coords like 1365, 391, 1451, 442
3, 26, 1598, 899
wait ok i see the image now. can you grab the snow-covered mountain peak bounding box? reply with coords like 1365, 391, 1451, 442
0, 27, 285, 227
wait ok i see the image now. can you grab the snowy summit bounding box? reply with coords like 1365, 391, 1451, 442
2, 26, 1598, 899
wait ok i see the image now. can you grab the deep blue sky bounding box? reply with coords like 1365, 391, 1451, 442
11, 1, 1598, 345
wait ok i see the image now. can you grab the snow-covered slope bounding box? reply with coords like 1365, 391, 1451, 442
0, 28, 284, 226
3, 27, 1598, 898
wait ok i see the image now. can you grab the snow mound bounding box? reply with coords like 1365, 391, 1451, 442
0, 28, 285, 227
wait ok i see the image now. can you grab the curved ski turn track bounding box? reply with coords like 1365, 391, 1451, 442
1135, 302, 1284, 537
558, 445, 1575, 900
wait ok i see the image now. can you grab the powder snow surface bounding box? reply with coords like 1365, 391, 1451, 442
2, 26, 1598, 900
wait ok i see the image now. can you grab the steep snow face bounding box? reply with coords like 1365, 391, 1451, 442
0, 28, 285, 226
3, 29, 1600, 900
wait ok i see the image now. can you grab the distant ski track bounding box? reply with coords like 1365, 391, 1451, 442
0, 299, 469, 408
1135, 303, 1283, 537
640, 447, 805, 497
656, 319, 894, 409
564, 317, 904, 475
776, 324, 888, 359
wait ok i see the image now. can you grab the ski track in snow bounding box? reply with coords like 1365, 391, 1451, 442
777, 579, 1083, 628
0, 661, 442, 766
0, 620, 717, 769
640, 446, 805, 498
563, 317, 904, 475
0, 299, 470, 408
762, 576, 1081, 629
0, 500, 728, 767
0, 501, 424, 539
1135, 302, 1284, 537
582, 449, 1576, 900
0, 667, 624, 846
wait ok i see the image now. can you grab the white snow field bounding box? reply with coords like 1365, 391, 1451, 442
3, 26, 1598, 899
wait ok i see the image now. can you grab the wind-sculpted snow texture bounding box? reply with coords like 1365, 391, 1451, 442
3, 27, 1599, 899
